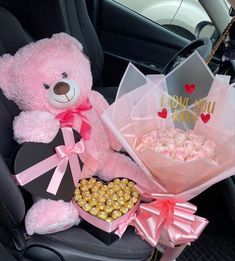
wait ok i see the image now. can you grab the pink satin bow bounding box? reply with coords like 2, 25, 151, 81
55, 142, 84, 160
132, 186, 208, 248
56, 98, 92, 140
46, 139, 85, 195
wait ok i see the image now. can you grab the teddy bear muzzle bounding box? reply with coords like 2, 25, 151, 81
48, 79, 80, 109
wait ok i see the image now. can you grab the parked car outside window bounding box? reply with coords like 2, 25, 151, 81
114, 0, 214, 40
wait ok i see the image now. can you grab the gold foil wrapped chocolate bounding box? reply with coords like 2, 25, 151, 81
74, 178, 140, 222
89, 207, 99, 216
120, 207, 129, 214
82, 203, 92, 212
80, 179, 88, 185
121, 178, 129, 184
74, 194, 82, 201
97, 211, 108, 220
106, 217, 114, 222
114, 178, 120, 184
112, 210, 122, 219
126, 202, 134, 210
128, 181, 135, 187
74, 188, 80, 195
91, 186, 99, 193
77, 199, 86, 207
80, 185, 89, 192
113, 201, 121, 209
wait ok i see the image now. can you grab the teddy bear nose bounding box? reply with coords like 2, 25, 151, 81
53, 82, 70, 95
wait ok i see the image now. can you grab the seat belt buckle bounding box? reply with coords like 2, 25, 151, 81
12, 229, 29, 251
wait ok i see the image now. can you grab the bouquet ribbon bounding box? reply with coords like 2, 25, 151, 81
56, 98, 92, 141
130, 186, 208, 247
15, 128, 98, 195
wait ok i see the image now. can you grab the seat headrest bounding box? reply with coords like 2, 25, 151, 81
0, 6, 32, 54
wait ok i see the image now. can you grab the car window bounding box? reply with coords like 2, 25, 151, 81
224, 0, 231, 8
114, 0, 214, 40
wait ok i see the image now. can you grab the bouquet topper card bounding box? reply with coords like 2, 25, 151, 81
166, 51, 214, 103
130, 52, 218, 131
102, 51, 235, 199
163, 51, 214, 129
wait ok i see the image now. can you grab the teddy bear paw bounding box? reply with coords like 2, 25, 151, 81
25, 199, 80, 235
14, 111, 60, 143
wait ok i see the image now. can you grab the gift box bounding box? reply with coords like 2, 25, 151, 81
73, 177, 140, 245
79, 220, 119, 245
13, 127, 84, 201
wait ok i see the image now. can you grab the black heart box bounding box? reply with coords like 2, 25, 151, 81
14, 127, 83, 201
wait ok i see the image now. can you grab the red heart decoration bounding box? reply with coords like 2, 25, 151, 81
201, 113, 210, 123
158, 108, 167, 119
185, 83, 196, 94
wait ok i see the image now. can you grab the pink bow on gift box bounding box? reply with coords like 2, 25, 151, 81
56, 98, 92, 140
46, 136, 85, 195
132, 186, 208, 248
115, 212, 137, 237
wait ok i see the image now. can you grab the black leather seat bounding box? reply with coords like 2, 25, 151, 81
0, 242, 17, 261
0, 3, 153, 261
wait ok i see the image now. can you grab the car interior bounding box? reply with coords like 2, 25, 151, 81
0, 0, 234, 260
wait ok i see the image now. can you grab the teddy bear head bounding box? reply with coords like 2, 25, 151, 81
0, 33, 92, 114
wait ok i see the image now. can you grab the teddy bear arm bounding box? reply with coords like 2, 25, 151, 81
98, 151, 158, 192
13, 111, 60, 144
90, 91, 122, 151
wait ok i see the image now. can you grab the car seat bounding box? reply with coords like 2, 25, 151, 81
0, 4, 153, 261
0, 242, 17, 261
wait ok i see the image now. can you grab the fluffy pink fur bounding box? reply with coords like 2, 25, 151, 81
25, 199, 79, 235
14, 111, 60, 143
0, 33, 157, 235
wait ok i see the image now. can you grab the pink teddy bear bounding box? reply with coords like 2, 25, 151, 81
0, 33, 156, 235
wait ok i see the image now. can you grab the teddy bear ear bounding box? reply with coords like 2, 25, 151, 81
52, 33, 84, 51
0, 53, 14, 99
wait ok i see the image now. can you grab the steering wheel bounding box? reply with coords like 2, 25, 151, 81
219, 60, 235, 84
162, 37, 212, 74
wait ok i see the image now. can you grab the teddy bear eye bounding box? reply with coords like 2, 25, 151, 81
43, 83, 50, 90
62, 72, 68, 78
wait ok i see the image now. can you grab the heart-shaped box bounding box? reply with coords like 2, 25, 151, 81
73, 178, 140, 245
14, 128, 84, 201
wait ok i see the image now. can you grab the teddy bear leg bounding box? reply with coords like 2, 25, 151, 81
25, 199, 80, 235
98, 151, 160, 193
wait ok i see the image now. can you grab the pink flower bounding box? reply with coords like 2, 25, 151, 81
184, 141, 195, 159
167, 127, 179, 138
190, 149, 207, 161
174, 133, 188, 147
174, 147, 186, 161
159, 147, 171, 158
203, 139, 217, 158
188, 132, 206, 145
142, 130, 158, 145
138, 127, 217, 163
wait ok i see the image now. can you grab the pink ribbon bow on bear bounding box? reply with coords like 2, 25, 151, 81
56, 98, 92, 140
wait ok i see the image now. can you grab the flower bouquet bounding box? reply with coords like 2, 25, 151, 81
101, 52, 235, 260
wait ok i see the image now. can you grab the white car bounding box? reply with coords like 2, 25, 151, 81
115, 0, 213, 39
